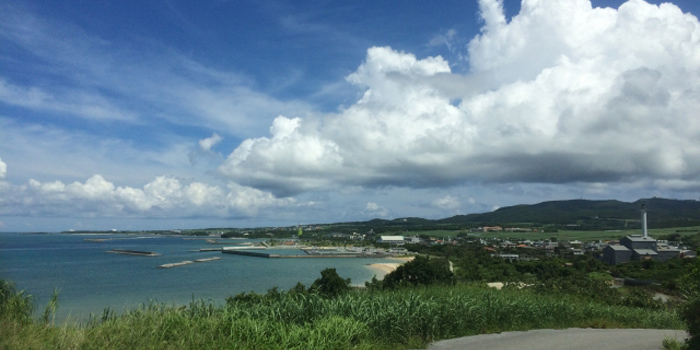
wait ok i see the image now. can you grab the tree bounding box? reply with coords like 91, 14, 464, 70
310, 268, 351, 297
382, 256, 454, 289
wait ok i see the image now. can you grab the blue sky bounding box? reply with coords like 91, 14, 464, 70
1, 0, 700, 232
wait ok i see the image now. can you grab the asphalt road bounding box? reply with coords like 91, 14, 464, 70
422, 328, 688, 350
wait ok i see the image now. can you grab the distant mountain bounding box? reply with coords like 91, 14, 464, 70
314, 198, 700, 234
437, 198, 700, 228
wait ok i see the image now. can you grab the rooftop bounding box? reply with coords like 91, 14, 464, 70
624, 236, 656, 242
633, 249, 658, 256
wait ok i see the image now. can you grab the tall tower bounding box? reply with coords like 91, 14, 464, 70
641, 204, 648, 238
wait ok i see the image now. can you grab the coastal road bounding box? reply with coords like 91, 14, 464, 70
422, 328, 688, 350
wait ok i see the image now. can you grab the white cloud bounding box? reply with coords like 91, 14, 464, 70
0, 6, 313, 138
0, 118, 197, 186
198, 133, 223, 151
219, 0, 700, 197
0, 167, 293, 218
364, 201, 389, 218
0, 157, 6, 179
433, 195, 461, 211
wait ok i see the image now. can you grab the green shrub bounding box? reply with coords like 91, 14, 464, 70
310, 268, 352, 297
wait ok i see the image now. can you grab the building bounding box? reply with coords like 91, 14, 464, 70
378, 235, 405, 245
602, 205, 681, 265
602, 244, 633, 265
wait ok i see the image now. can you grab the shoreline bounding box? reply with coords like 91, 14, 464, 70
366, 256, 415, 279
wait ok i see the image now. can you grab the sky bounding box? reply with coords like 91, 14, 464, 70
1, 0, 700, 232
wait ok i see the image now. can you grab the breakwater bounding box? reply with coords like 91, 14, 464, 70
159, 256, 221, 268
107, 249, 160, 256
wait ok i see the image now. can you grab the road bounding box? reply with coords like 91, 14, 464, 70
423, 328, 688, 350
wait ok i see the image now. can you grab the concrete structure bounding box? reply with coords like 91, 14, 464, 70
657, 246, 683, 262
602, 245, 632, 265
620, 236, 657, 251
602, 205, 681, 265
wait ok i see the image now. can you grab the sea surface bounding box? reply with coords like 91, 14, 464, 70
0, 232, 393, 323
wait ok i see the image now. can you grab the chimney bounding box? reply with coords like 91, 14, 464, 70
641, 204, 648, 239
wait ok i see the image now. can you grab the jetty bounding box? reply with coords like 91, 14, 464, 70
196, 247, 222, 252
195, 257, 221, 263
158, 260, 194, 268
222, 246, 266, 251
107, 249, 160, 257
158, 256, 221, 268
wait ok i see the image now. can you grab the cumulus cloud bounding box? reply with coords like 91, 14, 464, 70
0, 171, 293, 218
220, 0, 700, 196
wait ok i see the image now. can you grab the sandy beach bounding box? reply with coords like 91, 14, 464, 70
366, 256, 415, 279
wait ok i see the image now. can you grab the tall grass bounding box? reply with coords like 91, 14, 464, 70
1, 281, 684, 350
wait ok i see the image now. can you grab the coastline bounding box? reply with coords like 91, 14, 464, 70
366, 256, 415, 279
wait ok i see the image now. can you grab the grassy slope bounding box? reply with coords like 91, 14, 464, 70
1, 284, 683, 350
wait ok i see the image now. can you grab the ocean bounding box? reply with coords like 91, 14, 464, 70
0, 232, 393, 322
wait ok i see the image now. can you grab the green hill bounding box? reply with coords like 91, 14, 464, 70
437, 198, 700, 229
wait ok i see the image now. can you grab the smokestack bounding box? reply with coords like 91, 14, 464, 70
641, 204, 648, 239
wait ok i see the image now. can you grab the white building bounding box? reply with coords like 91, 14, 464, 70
378, 235, 405, 245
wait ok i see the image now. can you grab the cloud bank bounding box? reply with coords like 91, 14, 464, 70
0, 169, 294, 218
220, 0, 700, 196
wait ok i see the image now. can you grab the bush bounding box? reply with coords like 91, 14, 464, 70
310, 268, 352, 297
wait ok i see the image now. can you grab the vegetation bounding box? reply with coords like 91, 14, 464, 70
367, 256, 454, 290
309, 268, 352, 297
13, 197, 700, 348
1, 276, 684, 350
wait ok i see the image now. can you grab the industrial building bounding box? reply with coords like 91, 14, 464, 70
602, 205, 681, 265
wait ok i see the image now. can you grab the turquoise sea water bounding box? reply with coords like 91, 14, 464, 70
0, 233, 393, 322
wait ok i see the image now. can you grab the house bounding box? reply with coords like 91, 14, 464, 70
491, 253, 520, 261
500, 240, 516, 248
